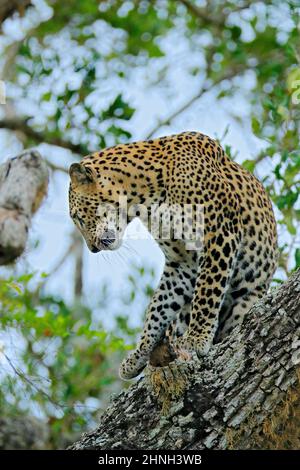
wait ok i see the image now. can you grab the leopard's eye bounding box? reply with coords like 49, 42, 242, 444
73, 212, 85, 228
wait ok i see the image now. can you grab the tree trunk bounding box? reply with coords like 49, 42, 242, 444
0, 149, 48, 265
70, 270, 300, 450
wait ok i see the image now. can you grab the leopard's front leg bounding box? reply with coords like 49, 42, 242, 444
119, 262, 194, 380
174, 229, 241, 358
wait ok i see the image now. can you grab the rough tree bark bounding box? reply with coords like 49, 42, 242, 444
70, 270, 300, 450
0, 149, 48, 265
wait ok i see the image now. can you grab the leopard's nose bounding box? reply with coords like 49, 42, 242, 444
100, 236, 116, 247
100, 230, 116, 247
91, 245, 100, 253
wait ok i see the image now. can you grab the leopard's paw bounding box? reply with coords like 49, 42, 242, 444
119, 351, 147, 381
174, 332, 212, 360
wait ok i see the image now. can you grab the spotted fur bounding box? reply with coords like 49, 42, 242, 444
68, 131, 278, 380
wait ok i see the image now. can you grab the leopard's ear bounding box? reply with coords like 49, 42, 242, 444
69, 163, 95, 186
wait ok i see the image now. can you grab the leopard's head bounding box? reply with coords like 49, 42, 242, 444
69, 162, 125, 253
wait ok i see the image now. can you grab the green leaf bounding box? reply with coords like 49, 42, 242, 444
102, 94, 135, 121
42, 92, 52, 101
284, 163, 300, 187
7, 282, 23, 295
251, 117, 261, 136
287, 67, 300, 93
295, 248, 300, 269
275, 191, 299, 210
242, 159, 256, 173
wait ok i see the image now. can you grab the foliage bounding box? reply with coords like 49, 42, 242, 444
0, 266, 155, 447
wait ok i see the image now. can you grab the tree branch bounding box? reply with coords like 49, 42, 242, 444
0, 0, 32, 25
73, 230, 84, 298
178, 0, 261, 26
0, 118, 86, 155
69, 270, 300, 450
46, 228, 84, 298
0, 149, 48, 264
145, 67, 244, 139
46, 160, 69, 173
178, 0, 226, 27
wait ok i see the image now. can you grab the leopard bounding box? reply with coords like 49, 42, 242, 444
68, 131, 278, 380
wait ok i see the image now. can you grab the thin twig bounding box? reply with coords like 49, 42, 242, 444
145, 67, 244, 139
4, 353, 99, 412
4, 352, 63, 410
46, 160, 69, 173
47, 240, 75, 278
178, 0, 260, 25
178, 0, 225, 27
